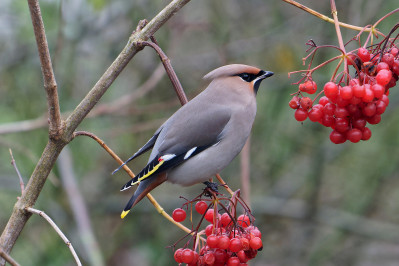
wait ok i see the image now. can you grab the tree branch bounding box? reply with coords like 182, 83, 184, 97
27, 0, 62, 138
0, 248, 19, 266
26, 207, 82, 266
0, 0, 191, 263
9, 149, 25, 195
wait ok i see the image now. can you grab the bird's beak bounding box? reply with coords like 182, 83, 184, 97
259, 70, 274, 80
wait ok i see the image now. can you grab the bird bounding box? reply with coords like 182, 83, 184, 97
114, 64, 273, 219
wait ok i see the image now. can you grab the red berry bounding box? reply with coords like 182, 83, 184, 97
207, 234, 219, 248
330, 130, 346, 144
204, 252, 215, 265
323, 103, 336, 116
318, 96, 329, 106
352, 85, 365, 98
172, 208, 186, 222
393, 60, 399, 76
347, 129, 362, 143
340, 86, 353, 100
309, 107, 323, 122
376, 69, 392, 86
227, 257, 241, 266
377, 62, 390, 72
350, 96, 362, 105
240, 237, 250, 251
391, 47, 399, 57
324, 82, 339, 99
300, 97, 313, 110
195, 201, 208, 215
294, 108, 308, 122
289, 96, 300, 109
335, 94, 350, 107
174, 248, 184, 263
358, 48, 370, 62
362, 85, 374, 102
221, 213, 232, 227
334, 118, 349, 133
181, 248, 194, 264
237, 250, 249, 263
229, 238, 243, 252
381, 94, 389, 106
249, 237, 263, 250
362, 103, 376, 117
321, 114, 335, 127
371, 84, 384, 99
217, 235, 230, 249
205, 209, 215, 223
346, 53, 357, 65
352, 118, 367, 129
237, 215, 251, 228
205, 224, 214, 236
303, 80, 317, 94
366, 114, 381, 125
214, 249, 228, 263
248, 226, 262, 238
334, 106, 349, 118
382, 53, 394, 68
375, 100, 387, 115
362, 127, 372, 140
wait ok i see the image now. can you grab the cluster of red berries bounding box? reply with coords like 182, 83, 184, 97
172, 201, 262, 265
290, 46, 399, 144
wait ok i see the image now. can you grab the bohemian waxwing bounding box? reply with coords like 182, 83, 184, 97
115, 64, 273, 218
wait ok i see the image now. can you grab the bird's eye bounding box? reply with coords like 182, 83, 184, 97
239, 73, 252, 82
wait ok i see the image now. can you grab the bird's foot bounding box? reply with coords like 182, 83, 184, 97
203, 181, 219, 197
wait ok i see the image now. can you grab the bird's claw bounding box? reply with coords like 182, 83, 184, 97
203, 181, 219, 197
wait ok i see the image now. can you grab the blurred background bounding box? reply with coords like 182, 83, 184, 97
1, 0, 399, 265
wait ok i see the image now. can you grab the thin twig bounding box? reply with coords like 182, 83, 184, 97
281, 0, 382, 35
26, 207, 82, 266
216, 174, 234, 196
0, 248, 19, 266
330, 0, 348, 82
27, 0, 62, 138
138, 40, 188, 105
9, 149, 25, 195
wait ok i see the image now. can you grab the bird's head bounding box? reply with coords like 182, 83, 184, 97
204, 64, 274, 95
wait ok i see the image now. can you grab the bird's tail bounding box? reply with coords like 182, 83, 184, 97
120, 172, 167, 219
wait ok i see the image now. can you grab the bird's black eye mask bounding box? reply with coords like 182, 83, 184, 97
235, 70, 269, 94
235, 72, 259, 82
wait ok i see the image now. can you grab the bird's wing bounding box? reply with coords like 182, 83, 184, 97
112, 126, 163, 174
120, 143, 217, 191
120, 106, 231, 191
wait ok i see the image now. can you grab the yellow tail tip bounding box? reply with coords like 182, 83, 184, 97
121, 210, 130, 219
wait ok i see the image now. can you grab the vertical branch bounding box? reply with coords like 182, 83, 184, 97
58, 148, 105, 266
27, 0, 62, 137
240, 138, 251, 206
330, 0, 348, 79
